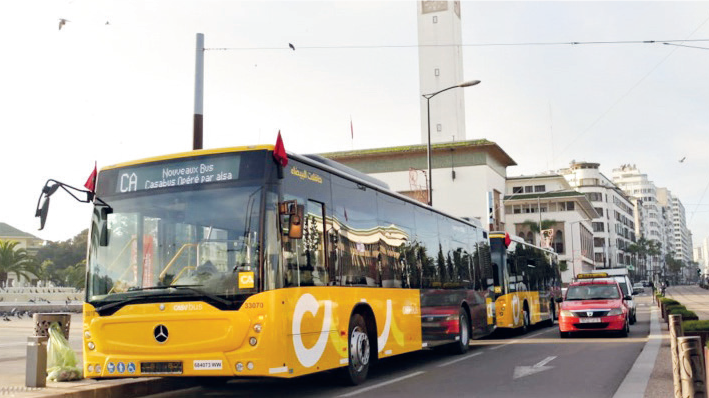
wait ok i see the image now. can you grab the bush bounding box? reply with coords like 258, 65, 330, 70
683, 320, 709, 332
669, 308, 697, 319
660, 298, 680, 306
665, 304, 687, 314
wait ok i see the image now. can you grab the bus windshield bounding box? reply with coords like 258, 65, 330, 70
87, 184, 265, 312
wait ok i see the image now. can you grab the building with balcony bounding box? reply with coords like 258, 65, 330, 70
503, 174, 597, 283
559, 162, 636, 273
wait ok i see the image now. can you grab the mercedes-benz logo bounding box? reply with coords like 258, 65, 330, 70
154, 325, 169, 343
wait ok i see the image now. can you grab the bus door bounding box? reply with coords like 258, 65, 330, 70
284, 200, 328, 287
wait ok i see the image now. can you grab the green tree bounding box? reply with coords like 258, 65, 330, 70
0, 240, 37, 286
627, 236, 649, 280
521, 219, 559, 245
59, 260, 86, 289
35, 229, 88, 285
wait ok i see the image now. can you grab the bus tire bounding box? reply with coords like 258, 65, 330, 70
343, 313, 371, 385
450, 308, 470, 354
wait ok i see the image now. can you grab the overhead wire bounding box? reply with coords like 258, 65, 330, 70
204, 38, 709, 51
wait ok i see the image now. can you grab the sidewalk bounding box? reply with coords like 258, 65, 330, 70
0, 312, 197, 398
641, 284, 709, 398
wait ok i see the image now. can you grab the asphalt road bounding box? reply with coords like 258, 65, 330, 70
142, 294, 654, 398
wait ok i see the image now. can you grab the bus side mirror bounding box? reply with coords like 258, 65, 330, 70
98, 207, 113, 247
288, 205, 304, 239
36, 197, 50, 230
279, 201, 304, 239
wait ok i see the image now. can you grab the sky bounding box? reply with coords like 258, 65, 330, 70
2, 0, 709, 249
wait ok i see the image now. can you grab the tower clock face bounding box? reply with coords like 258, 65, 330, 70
421, 1, 448, 15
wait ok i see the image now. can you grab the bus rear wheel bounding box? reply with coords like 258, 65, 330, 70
450, 308, 470, 354
343, 313, 371, 385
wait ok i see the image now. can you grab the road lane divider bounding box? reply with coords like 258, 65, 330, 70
336, 371, 426, 397
436, 352, 483, 368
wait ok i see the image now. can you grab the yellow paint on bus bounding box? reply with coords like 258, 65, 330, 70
83, 287, 422, 378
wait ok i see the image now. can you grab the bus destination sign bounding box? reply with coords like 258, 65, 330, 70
115, 156, 241, 194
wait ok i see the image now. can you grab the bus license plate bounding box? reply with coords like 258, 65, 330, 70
140, 361, 183, 374
580, 317, 601, 323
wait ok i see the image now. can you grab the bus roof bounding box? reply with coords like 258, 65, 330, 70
101, 145, 276, 171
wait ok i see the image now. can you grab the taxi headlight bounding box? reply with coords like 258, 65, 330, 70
559, 310, 575, 318
608, 308, 624, 316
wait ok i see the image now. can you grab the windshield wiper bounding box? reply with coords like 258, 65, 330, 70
128, 285, 232, 306
96, 285, 232, 314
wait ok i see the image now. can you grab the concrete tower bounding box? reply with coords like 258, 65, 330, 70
418, 1, 467, 144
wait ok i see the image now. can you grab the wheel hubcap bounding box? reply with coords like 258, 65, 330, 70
460, 315, 469, 344
350, 326, 370, 371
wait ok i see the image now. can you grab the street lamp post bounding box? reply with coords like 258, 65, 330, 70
422, 80, 480, 206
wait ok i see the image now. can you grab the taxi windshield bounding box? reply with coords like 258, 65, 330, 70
566, 284, 620, 300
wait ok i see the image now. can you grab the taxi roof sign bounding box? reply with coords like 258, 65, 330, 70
576, 272, 609, 279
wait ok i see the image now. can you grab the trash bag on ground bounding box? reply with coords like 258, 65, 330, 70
46, 322, 82, 381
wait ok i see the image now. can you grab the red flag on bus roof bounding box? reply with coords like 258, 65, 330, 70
84, 161, 97, 192
273, 131, 288, 168
504, 232, 511, 248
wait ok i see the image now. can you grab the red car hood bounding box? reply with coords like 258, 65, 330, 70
561, 299, 624, 310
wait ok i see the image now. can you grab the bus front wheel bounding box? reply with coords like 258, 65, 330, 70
344, 313, 371, 385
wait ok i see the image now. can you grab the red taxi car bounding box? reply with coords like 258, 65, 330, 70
557, 276, 631, 338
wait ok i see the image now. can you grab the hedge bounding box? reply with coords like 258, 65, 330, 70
683, 320, 709, 332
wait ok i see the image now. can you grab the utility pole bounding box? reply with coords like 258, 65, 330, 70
193, 33, 204, 150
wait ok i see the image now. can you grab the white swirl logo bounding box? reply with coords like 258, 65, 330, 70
292, 293, 332, 368
511, 294, 520, 326
377, 300, 392, 352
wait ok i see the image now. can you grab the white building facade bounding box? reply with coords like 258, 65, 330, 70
559, 162, 636, 273
503, 174, 597, 283
612, 165, 665, 247
320, 140, 516, 232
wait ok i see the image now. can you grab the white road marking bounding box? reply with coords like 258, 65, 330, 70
513, 356, 557, 379
336, 371, 426, 397
489, 339, 519, 350
436, 352, 482, 368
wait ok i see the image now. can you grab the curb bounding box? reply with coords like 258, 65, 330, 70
18, 377, 198, 398
612, 304, 661, 398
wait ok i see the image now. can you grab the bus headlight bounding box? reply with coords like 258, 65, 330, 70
84, 331, 91, 339
249, 337, 257, 346
236, 362, 244, 372
247, 362, 254, 370
253, 323, 262, 333
95, 364, 101, 374
87, 341, 95, 350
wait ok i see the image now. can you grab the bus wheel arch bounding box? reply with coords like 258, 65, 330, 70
521, 301, 530, 334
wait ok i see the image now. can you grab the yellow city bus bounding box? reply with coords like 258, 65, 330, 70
36, 145, 498, 384
489, 233, 561, 332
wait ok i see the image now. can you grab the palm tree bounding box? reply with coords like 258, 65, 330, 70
647, 239, 662, 281
628, 237, 649, 280
0, 240, 37, 287
521, 219, 559, 246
